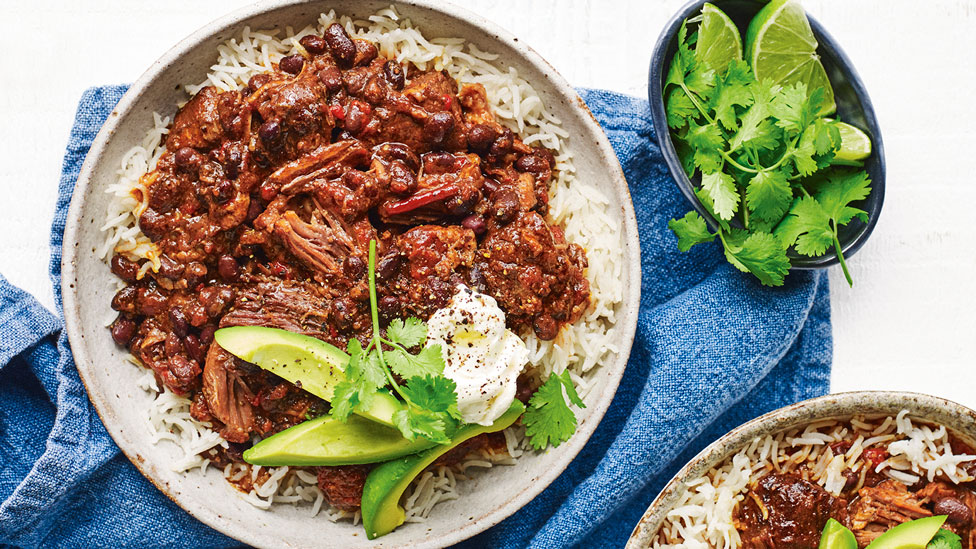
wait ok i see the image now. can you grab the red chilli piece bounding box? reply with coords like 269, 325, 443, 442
441, 94, 454, 109
381, 184, 458, 216
330, 104, 345, 120
862, 447, 889, 467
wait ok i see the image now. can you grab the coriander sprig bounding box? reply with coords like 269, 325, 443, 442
329, 240, 461, 444
665, 18, 871, 286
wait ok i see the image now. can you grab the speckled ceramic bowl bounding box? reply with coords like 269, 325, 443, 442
627, 392, 976, 548
60, 1, 640, 547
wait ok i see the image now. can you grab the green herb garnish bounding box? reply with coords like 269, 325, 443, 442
523, 369, 585, 450
927, 529, 963, 549
665, 14, 872, 286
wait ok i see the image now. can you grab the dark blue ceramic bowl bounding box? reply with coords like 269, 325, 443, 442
648, 0, 885, 269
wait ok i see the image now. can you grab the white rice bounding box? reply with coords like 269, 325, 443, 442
652, 411, 976, 548
103, 7, 623, 522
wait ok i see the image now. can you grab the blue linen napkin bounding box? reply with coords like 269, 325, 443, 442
0, 85, 831, 548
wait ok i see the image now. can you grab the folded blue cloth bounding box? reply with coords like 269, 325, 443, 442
0, 85, 831, 548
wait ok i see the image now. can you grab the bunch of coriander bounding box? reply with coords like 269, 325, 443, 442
664, 22, 872, 286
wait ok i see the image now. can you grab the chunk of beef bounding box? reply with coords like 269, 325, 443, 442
252, 72, 335, 159
166, 86, 239, 151
848, 479, 932, 547
317, 465, 372, 511
735, 473, 849, 549
202, 344, 256, 443
475, 211, 589, 340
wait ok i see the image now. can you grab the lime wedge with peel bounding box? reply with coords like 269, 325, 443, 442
746, 0, 835, 114
833, 121, 872, 162
695, 3, 743, 74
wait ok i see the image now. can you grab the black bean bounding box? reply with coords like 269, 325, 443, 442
377, 253, 401, 281
467, 124, 497, 152
516, 154, 548, 174
136, 287, 169, 316
383, 60, 405, 90
324, 23, 356, 66
224, 441, 252, 463
354, 40, 378, 66
246, 197, 263, 222
446, 191, 478, 217
425, 151, 456, 170
423, 112, 455, 144
935, 497, 972, 525
183, 333, 203, 363
279, 54, 305, 75
378, 296, 400, 322
248, 73, 271, 92
217, 255, 239, 281
111, 286, 137, 312
298, 34, 327, 55
169, 308, 189, 338
184, 262, 208, 287
490, 131, 513, 156
317, 66, 343, 93
139, 208, 166, 240
492, 189, 519, 224
199, 325, 216, 346
110, 255, 140, 283
344, 102, 368, 134
343, 256, 365, 279
461, 215, 487, 236
110, 317, 136, 346
174, 147, 202, 171
259, 119, 280, 144
375, 143, 420, 170
165, 332, 184, 358
533, 314, 559, 341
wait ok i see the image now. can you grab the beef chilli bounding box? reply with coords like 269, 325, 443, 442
107, 23, 589, 510
734, 437, 976, 548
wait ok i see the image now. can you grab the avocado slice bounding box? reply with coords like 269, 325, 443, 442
213, 326, 401, 426
360, 400, 526, 540
820, 518, 857, 549
243, 412, 436, 466
866, 515, 947, 549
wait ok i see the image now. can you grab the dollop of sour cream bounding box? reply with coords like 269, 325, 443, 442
426, 285, 529, 426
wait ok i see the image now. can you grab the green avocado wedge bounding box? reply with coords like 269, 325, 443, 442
213, 326, 401, 426
866, 515, 947, 549
819, 518, 857, 549
243, 413, 436, 466
360, 400, 526, 540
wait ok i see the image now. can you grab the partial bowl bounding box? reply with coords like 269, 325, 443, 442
648, 0, 886, 269
60, 1, 640, 547
626, 391, 976, 547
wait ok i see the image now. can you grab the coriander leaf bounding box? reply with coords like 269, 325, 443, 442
399, 375, 459, 414
666, 21, 693, 88
329, 340, 385, 421
694, 188, 731, 232
774, 195, 834, 256
792, 127, 819, 176
927, 528, 962, 549
729, 81, 782, 152
700, 170, 739, 221
770, 82, 810, 134
666, 88, 698, 129
724, 231, 790, 286
686, 120, 725, 174
523, 371, 581, 450
668, 211, 715, 252
685, 65, 716, 102
812, 118, 842, 156
393, 408, 451, 444
710, 60, 754, 131
555, 370, 585, 408
814, 170, 872, 225
674, 136, 697, 178
388, 345, 445, 379
746, 169, 792, 222
387, 317, 427, 348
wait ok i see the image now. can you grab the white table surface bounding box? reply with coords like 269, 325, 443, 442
2, 0, 974, 407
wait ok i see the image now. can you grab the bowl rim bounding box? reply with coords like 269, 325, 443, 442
625, 390, 976, 547
59, 0, 641, 547
647, 0, 886, 270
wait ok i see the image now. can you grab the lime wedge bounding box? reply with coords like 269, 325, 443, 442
833, 121, 872, 162
746, 0, 835, 114
695, 3, 743, 74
